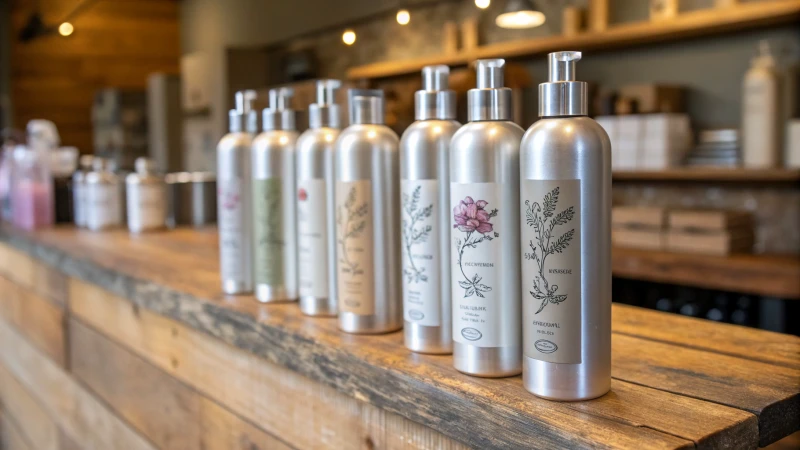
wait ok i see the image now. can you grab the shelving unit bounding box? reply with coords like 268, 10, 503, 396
346, 0, 800, 80
612, 247, 800, 299
612, 168, 800, 183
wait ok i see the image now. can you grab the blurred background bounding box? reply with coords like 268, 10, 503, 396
0, 0, 798, 335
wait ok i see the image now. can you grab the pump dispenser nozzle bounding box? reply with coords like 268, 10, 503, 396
229, 90, 257, 133
263, 87, 296, 131
416, 65, 456, 120
476, 59, 505, 89
539, 51, 587, 118
348, 89, 385, 125
309, 80, 342, 129
468, 59, 512, 122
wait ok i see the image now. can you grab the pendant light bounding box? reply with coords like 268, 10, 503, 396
495, 0, 546, 29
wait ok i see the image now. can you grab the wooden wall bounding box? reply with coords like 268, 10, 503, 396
8, 0, 180, 152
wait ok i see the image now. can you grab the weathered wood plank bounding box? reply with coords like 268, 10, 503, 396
69, 318, 292, 450
31, 260, 68, 307
613, 304, 800, 369
0, 276, 67, 367
0, 318, 156, 450
0, 244, 34, 288
612, 333, 800, 446
0, 412, 33, 450
0, 363, 59, 450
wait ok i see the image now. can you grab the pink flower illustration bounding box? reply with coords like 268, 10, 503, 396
453, 196, 494, 234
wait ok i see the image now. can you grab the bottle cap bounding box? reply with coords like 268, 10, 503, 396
91, 157, 108, 171
228, 90, 257, 133
415, 65, 456, 121
79, 154, 95, 170
468, 59, 512, 121
539, 51, 588, 117
134, 157, 156, 174
348, 89, 385, 125
262, 87, 296, 131
309, 80, 342, 129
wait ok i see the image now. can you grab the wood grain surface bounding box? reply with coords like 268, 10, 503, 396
1, 226, 798, 449
0, 364, 59, 450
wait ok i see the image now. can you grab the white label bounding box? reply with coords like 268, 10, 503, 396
86, 183, 121, 230
451, 182, 502, 347
218, 177, 246, 282
336, 180, 373, 315
297, 179, 329, 298
401, 179, 440, 326
127, 183, 166, 231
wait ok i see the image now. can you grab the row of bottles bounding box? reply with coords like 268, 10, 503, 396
216, 51, 611, 401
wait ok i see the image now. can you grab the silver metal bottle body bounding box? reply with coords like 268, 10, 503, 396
216, 132, 254, 295
296, 127, 339, 316
126, 173, 167, 233
252, 130, 299, 302
400, 119, 460, 354
335, 124, 402, 334
450, 121, 524, 377
520, 116, 612, 400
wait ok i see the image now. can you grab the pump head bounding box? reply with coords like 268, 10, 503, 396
416, 65, 456, 120
539, 50, 587, 117
348, 89, 384, 125
263, 87, 296, 131
467, 59, 512, 122
309, 79, 342, 129
229, 90, 257, 133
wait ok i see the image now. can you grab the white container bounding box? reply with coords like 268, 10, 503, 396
742, 41, 781, 168
126, 157, 167, 233
85, 158, 123, 231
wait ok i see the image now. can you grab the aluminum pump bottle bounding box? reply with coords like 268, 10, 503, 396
252, 88, 299, 303
296, 80, 342, 316
126, 157, 167, 233
520, 51, 611, 400
335, 89, 402, 334
85, 158, 123, 231
217, 90, 257, 295
400, 66, 460, 354
450, 59, 523, 377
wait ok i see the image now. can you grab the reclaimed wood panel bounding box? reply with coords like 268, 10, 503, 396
0, 318, 156, 450
69, 318, 292, 450
0, 364, 59, 450
0, 245, 34, 288
0, 412, 33, 450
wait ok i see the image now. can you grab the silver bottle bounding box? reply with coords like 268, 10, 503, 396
520, 52, 611, 400
450, 59, 523, 377
252, 88, 299, 303
217, 90, 256, 295
296, 80, 342, 316
85, 157, 123, 231
126, 157, 167, 233
400, 66, 460, 354
335, 89, 402, 334
72, 154, 94, 227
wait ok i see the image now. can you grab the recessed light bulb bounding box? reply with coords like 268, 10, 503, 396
342, 30, 356, 45
396, 9, 410, 25
58, 22, 74, 37
475, 0, 490, 9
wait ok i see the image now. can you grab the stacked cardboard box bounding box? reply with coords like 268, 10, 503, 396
612, 206, 666, 250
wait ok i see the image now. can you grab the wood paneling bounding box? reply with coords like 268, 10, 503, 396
9, 0, 180, 152
0, 364, 59, 450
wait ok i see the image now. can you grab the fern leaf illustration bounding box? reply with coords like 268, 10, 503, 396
551, 206, 574, 227
410, 186, 421, 213
345, 187, 356, 209
551, 294, 567, 304
542, 187, 559, 218
353, 203, 369, 218
535, 297, 549, 314
548, 229, 575, 254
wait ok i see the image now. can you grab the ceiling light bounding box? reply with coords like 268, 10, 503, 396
342, 29, 356, 46
396, 9, 410, 25
475, 0, 491, 9
496, 0, 545, 29
58, 22, 74, 37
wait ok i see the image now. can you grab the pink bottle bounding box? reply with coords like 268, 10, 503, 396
11, 145, 54, 230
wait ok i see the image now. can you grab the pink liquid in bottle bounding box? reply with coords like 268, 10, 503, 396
12, 180, 54, 230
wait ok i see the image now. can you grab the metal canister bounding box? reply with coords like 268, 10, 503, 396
450, 59, 524, 377
72, 154, 94, 227
335, 89, 402, 334
520, 51, 611, 400
399, 66, 460, 354
296, 80, 342, 316
85, 157, 123, 231
125, 157, 167, 233
166, 172, 217, 227
252, 88, 299, 303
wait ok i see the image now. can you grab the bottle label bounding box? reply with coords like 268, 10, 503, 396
297, 179, 329, 298
253, 178, 284, 286
127, 183, 166, 230
336, 180, 374, 315
401, 179, 440, 326
450, 182, 502, 347
218, 177, 245, 282
87, 183, 121, 229
521, 179, 582, 364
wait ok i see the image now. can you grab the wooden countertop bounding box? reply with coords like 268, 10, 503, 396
1, 225, 798, 449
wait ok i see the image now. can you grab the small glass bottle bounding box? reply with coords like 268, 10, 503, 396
11, 145, 54, 230
126, 157, 167, 233
85, 158, 123, 231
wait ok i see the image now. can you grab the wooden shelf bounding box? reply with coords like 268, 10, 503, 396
612, 168, 800, 182
346, 0, 800, 80
612, 247, 800, 299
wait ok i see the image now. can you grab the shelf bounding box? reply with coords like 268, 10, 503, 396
346, 0, 800, 80
612, 247, 800, 299
612, 168, 800, 183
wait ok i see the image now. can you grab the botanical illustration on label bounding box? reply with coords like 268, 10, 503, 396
336, 181, 374, 315
218, 177, 245, 281
253, 178, 284, 286
401, 180, 439, 326
451, 183, 502, 347
297, 179, 328, 298
522, 180, 581, 364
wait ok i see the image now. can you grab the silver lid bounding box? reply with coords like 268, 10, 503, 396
539, 51, 587, 117
262, 87, 296, 131
309, 79, 342, 129
229, 90, 257, 133
79, 154, 94, 170
134, 157, 156, 174
468, 59, 513, 122
348, 89, 384, 125
415, 65, 456, 121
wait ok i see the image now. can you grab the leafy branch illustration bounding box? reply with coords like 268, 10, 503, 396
524, 187, 574, 314
453, 196, 499, 298
260, 183, 284, 248
401, 185, 433, 283
337, 186, 368, 275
